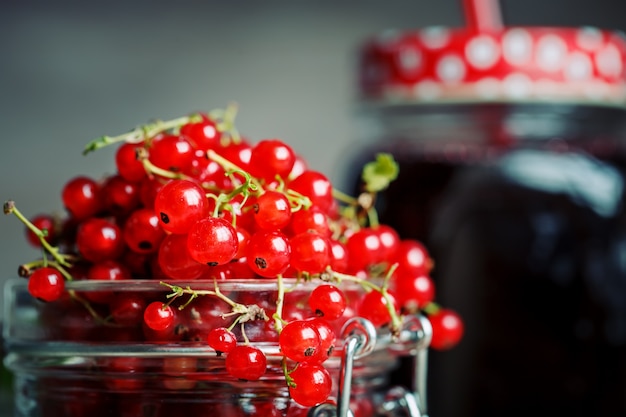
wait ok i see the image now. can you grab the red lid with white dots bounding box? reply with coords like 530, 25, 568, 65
359, 0, 626, 107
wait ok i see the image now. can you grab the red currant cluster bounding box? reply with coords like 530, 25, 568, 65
4, 105, 463, 409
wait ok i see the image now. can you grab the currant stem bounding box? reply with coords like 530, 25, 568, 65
330, 269, 403, 335
206, 150, 263, 190
4, 201, 74, 270
82, 114, 202, 155
135, 148, 188, 181
273, 275, 286, 333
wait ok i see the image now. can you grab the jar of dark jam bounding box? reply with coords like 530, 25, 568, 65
347, 1, 626, 416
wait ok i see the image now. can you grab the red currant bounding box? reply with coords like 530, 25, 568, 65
115, 141, 146, 182
25, 214, 56, 248
158, 233, 208, 280
358, 290, 399, 327
28, 267, 65, 302
288, 363, 332, 407
279, 319, 321, 363
207, 327, 237, 355
187, 217, 238, 266
288, 171, 333, 213
101, 174, 141, 216
225, 345, 267, 381
253, 190, 292, 231
123, 208, 166, 254
249, 139, 296, 182
246, 231, 291, 278
308, 284, 346, 320
154, 179, 209, 234
429, 308, 464, 351
61, 176, 102, 220
76, 218, 125, 263
393, 273, 435, 312
148, 134, 194, 172
143, 301, 176, 332
180, 117, 222, 151
289, 232, 331, 275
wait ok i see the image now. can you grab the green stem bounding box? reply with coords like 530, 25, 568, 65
82, 114, 201, 155
4, 201, 74, 270
332, 188, 358, 205
273, 275, 286, 333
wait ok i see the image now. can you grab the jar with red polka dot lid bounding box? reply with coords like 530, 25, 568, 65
346, 0, 626, 416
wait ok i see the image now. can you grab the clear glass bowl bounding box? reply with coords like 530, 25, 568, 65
3, 278, 430, 417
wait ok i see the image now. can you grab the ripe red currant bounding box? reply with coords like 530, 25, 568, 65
25, 214, 56, 248
27, 267, 65, 302
253, 190, 292, 231
61, 176, 102, 220
154, 179, 209, 234
289, 232, 331, 275
288, 363, 332, 407
358, 290, 399, 327
429, 308, 464, 351
225, 345, 267, 381
288, 171, 333, 214
148, 134, 194, 172
76, 218, 125, 263
123, 208, 166, 254
115, 141, 147, 182
246, 231, 291, 278
143, 301, 176, 332
279, 319, 321, 363
249, 139, 296, 182
207, 327, 237, 355
187, 217, 238, 266
308, 284, 346, 320
158, 233, 208, 280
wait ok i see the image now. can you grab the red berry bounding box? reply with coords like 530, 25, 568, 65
109, 293, 146, 326
249, 139, 296, 182
253, 191, 292, 231
101, 174, 141, 216
289, 232, 331, 275
85, 260, 131, 303
393, 273, 435, 312
148, 134, 194, 172
346, 227, 382, 273
288, 171, 333, 213
143, 301, 176, 332
207, 327, 237, 355
358, 290, 399, 327
76, 218, 125, 263
28, 267, 65, 302
287, 207, 330, 237
154, 179, 209, 234
115, 141, 146, 182
158, 233, 208, 280
246, 231, 291, 278
62, 176, 102, 220
25, 214, 56, 248
279, 320, 321, 363
123, 208, 166, 254
392, 239, 431, 276
308, 284, 346, 320
225, 345, 267, 381
307, 317, 336, 363
187, 217, 238, 266
180, 118, 221, 151
429, 308, 464, 351
288, 363, 332, 407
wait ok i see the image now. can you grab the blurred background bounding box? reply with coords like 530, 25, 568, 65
2, 0, 626, 317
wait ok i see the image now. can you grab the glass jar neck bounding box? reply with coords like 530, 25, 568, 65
358, 102, 626, 155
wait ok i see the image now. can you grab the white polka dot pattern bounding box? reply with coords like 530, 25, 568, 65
359, 25, 626, 106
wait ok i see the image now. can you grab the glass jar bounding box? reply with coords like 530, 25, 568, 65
347, 6, 626, 416
3, 278, 431, 417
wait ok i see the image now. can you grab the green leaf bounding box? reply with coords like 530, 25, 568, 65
361, 153, 399, 193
